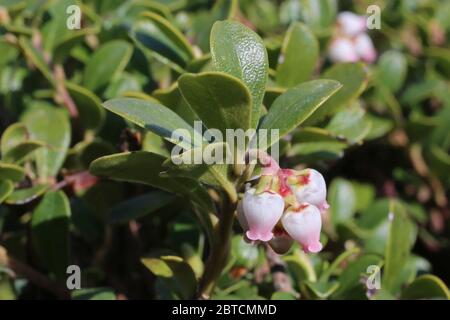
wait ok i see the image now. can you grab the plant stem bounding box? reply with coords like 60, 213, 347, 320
196, 199, 236, 299
0, 245, 70, 299
197, 150, 281, 298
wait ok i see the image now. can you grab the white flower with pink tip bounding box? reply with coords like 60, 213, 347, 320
236, 151, 328, 254
242, 188, 284, 242
282, 204, 323, 253
337, 12, 366, 36
328, 11, 377, 64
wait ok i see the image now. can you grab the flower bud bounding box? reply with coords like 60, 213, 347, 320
242, 188, 285, 242
281, 203, 323, 253
288, 169, 328, 212
268, 225, 294, 255
337, 12, 366, 36
328, 38, 359, 63
354, 33, 377, 63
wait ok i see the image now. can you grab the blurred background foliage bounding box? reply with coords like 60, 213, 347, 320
0, 0, 449, 300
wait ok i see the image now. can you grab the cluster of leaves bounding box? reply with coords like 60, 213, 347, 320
0, 0, 449, 300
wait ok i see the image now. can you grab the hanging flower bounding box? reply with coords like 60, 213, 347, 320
241, 188, 285, 242
236, 151, 328, 254
337, 11, 366, 36
281, 203, 323, 253
354, 33, 377, 63
328, 11, 377, 63
329, 38, 359, 63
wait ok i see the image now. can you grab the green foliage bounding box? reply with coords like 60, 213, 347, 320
210, 20, 268, 128
260, 80, 342, 147
178, 72, 252, 134
21, 103, 71, 180
83, 40, 133, 92
31, 191, 71, 280
276, 23, 319, 87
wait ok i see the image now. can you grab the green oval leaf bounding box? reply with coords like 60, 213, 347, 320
276, 23, 318, 87
299, 0, 337, 34
0, 162, 26, 182
21, 103, 71, 180
5, 184, 50, 205
329, 178, 357, 227
210, 20, 268, 128
271, 291, 296, 300
102, 98, 202, 150
304, 281, 340, 299
31, 191, 71, 280
401, 275, 450, 300
289, 127, 347, 161
2, 140, 44, 164
109, 191, 176, 224
90, 151, 215, 244
83, 40, 133, 92
133, 11, 195, 68
382, 200, 414, 295
259, 79, 342, 147
0, 180, 14, 204
153, 83, 198, 124
163, 143, 236, 201
326, 104, 372, 144
72, 287, 116, 300
1, 122, 28, 156
66, 81, 105, 131
141, 255, 197, 299
305, 63, 369, 124
357, 198, 391, 231
90, 151, 191, 193
178, 71, 252, 134
231, 235, 259, 269
376, 50, 407, 93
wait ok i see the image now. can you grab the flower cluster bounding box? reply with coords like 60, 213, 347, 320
237, 154, 328, 255
328, 11, 377, 63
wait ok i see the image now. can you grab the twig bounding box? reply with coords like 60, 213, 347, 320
196, 198, 236, 299
0, 246, 70, 299
52, 170, 98, 192
54, 64, 79, 118
30, 31, 79, 118
409, 144, 448, 207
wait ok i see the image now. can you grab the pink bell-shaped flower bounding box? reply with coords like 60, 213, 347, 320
242, 188, 285, 242
288, 169, 329, 213
354, 33, 377, 63
328, 38, 359, 63
337, 11, 366, 36
281, 203, 323, 253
